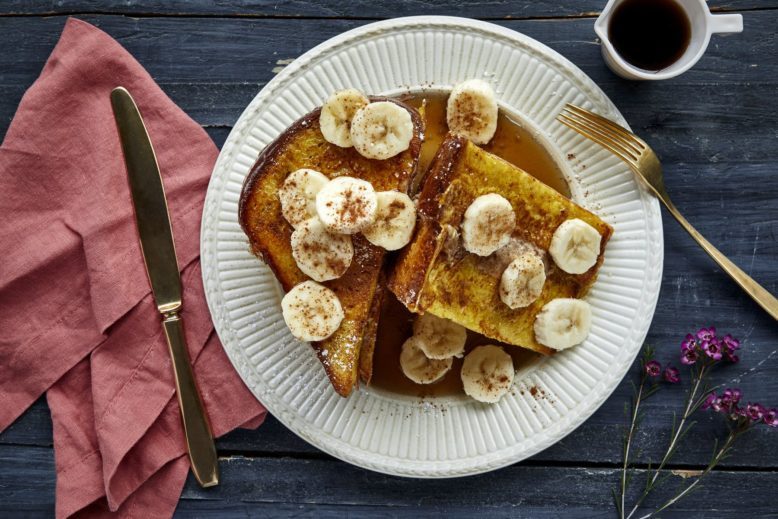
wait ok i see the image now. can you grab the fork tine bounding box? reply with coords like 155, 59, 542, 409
558, 113, 640, 163
561, 108, 644, 156
557, 115, 639, 171
565, 104, 646, 150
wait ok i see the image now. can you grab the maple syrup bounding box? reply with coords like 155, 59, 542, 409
400, 92, 570, 197
608, 0, 691, 71
370, 292, 540, 397
368, 92, 569, 397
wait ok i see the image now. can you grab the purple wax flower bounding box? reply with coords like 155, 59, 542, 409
681, 345, 699, 365
702, 339, 723, 361
681, 334, 696, 352
663, 366, 680, 383
725, 350, 739, 363
696, 326, 717, 342
721, 388, 742, 407
645, 360, 661, 377
764, 409, 778, 428
722, 334, 741, 353
745, 403, 766, 422
701, 393, 717, 410
721, 334, 741, 363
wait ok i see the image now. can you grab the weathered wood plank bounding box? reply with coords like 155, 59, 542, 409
0, 0, 771, 18
1, 15, 774, 87
178, 455, 778, 515
1, 446, 776, 517
2, 14, 776, 162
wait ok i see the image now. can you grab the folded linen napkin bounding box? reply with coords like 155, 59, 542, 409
0, 18, 266, 518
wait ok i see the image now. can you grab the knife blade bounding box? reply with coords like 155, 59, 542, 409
110, 86, 219, 488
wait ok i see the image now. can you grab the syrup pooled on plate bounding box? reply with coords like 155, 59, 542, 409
369, 92, 570, 397
371, 292, 540, 397
401, 92, 570, 197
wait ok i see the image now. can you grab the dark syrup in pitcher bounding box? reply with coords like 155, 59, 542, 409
608, 0, 692, 71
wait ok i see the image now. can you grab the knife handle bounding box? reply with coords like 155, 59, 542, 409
162, 311, 219, 487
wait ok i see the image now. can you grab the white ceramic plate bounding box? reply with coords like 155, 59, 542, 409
201, 16, 663, 477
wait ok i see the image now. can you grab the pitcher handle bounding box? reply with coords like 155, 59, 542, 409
709, 13, 743, 35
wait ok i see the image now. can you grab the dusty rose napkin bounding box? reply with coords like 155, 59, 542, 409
0, 18, 266, 518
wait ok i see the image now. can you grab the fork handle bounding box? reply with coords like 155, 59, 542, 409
659, 196, 778, 320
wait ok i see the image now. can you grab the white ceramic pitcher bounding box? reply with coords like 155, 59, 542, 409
595, 0, 743, 80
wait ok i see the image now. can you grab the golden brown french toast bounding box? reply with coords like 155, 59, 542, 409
388, 135, 613, 355
239, 99, 423, 396
358, 278, 384, 385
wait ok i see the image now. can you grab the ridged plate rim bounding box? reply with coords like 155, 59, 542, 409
201, 16, 663, 478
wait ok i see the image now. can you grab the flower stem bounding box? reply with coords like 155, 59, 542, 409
625, 363, 708, 519
636, 428, 742, 519
620, 375, 647, 518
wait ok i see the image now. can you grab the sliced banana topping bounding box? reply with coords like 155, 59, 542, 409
281, 281, 344, 342
350, 101, 414, 160
361, 191, 417, 251
278, 168, 330, 228
461, 345, 515, 404
400, 336, 453, 384
534, 298, 592, 350
290, 218, 353, 282
315, 176, 378, 234
446, 79, 499, 145
500, 252, 546, 309
412, 313, 467, 359
461, 193, 516, 256
548, 218, 602, 274
319, 89, 370, 147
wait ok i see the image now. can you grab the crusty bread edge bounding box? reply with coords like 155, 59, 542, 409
238, 98, 424, 397
238, 98, 425, 287
387, 136, 467, 311
358, 278, 384, 385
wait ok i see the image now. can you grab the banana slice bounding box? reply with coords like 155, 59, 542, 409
278, 168, 330, 228
534, 298, 592, 350
461, 345, 515, 404
315, 176, 378, 234
361, 191, 417, 251
548, 218, 602, 274
400, 336, 453, 384
281, 281, 344, 342
461, 193, 516, 256
412, 313, 467, 359
319, 89, 370, 147
350, 101, 414, 160
290, 218, 353, 282
446, 79, 499, 145
500, 252, 546, 309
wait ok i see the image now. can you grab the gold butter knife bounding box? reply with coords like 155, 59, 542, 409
110, 86, 219, 487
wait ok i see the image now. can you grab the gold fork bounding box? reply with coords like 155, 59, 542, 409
558, 104, 778, 321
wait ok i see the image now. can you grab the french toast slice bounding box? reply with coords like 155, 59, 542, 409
239, 99, 423, 396
358, 277, 384, 385
388, 135, 613, 355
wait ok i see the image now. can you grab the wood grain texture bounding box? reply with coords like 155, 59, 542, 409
1, 14, 776, 142
1, 7, 777, 517
0, 0, 772, 18
1, 445, 777, 518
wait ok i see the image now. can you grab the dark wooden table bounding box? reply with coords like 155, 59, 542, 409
1, 2, 777, 517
